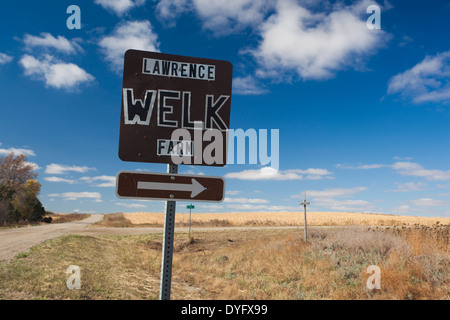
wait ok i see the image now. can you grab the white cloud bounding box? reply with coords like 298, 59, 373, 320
0, 147, 36, 157
95, 0, 145, 16
155, 0, 273, 32
336, 163, 387, 169
0, 52, 13, 65
392, 162, 450, 181
393, 156, 414, 161
192, 0, 273, 34
19, 32, 92, 90
156, 0, 191, 25
387, 182, 426, 192
43, 174, 114, 186
224, 197, 269, 204
233, 75, 268, 95
252, 0, 388, 81
393, 199, 448, 215
391, 204, 411, 214
134, 168, 152, 172
99, 20, 160, 71
387, 51, 450, 104
436, 192, 450, 197
153, 0, 389, 82
80, 175, 116, 187
19, 54, 94, 90
44, 176, 76, 184
198, 204, 223, 211
226, 167, 294, 180
50, 192, 102, 202
226, 204, 297, 211
300, 187, 367, 199
291, 168, 334, 180
225, 166, 333, 180
225, 190, 241, 195
336, 160, 450, 182
45, 163, 96, 175
23, 33, 82, 54
26, 162, 40, 171
410, 198, 446, 207
313, 198, 375, 212
292, 186, 374, 212
182, 170, 205, 176
116, 202, 147, 208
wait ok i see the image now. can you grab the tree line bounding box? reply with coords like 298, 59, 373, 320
0, 153, 47, 225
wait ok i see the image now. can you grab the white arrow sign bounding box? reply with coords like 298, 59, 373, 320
137, 178, 207, 198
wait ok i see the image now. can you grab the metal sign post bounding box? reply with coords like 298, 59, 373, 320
160, 164, 178, 300
299, 191, 311, 242
186, 203, 195, 238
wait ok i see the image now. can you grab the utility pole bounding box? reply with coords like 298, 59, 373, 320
299, 190, 311, 242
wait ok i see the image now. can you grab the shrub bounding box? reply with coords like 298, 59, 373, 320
41, 216, 52, 223
29, 197, 45, 222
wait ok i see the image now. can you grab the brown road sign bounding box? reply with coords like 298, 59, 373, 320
115, 171, 225, 202
119, 49, 232, 167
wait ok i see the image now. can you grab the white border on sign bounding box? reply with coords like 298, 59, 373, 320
115, 171, 226, 203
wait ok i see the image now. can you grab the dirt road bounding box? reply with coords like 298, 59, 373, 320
0, 214, 307, 263
0, 214, 164, 263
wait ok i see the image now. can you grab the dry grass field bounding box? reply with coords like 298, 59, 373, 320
0, 225, 448, 300
122, 211, 450, 227
1, 211, 448, 300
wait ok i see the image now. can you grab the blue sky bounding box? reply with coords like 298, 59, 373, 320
1, 0, 450, 217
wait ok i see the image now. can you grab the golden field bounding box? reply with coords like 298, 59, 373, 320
2, 226, 448, 299
2, 212, 448, 300
122, 211, 450, 227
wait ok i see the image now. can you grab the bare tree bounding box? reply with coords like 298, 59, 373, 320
0, 153, 37, 191
0, 153, 40, 223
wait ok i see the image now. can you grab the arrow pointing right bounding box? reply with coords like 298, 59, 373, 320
137, 178, 207, 198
